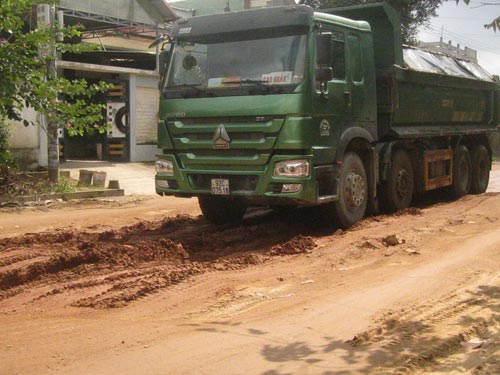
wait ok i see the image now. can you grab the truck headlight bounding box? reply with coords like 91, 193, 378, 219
274, 159, 310, 178
155, 160, 174, 175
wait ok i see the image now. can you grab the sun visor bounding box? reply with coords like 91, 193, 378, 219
171, 5, 313, 43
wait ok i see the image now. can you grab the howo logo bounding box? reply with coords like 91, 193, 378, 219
212, 124, 231, 149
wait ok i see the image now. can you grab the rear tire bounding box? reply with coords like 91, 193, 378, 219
198, 196, 247, 225
451, 145, 472, 199
470, 145, 490, 194
324, 152, 367, 229
383, 149, 414, 212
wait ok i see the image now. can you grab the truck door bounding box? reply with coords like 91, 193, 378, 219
314, 29, 351, 145
346, 32, 377, 137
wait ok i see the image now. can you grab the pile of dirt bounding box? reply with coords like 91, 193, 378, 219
270, 235, 317, 256
0, 214, 315, 308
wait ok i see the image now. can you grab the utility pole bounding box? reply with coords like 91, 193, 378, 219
37, 4, 60, 183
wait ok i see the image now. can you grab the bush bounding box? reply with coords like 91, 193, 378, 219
0, 124, 14, 166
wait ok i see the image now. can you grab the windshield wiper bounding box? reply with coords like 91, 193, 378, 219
167, 83, 217, 99
239, 79, 271, 94
166, 84, 218, 98
168, 83, 203, 95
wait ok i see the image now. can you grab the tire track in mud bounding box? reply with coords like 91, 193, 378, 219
0, 214, 318, 308
345, 275, 500, 374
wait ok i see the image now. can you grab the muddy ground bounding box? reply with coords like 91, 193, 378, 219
2, 173, 500, 374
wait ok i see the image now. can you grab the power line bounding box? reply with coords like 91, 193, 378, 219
438, 16, 491, 20
420, 28, 500, 56
423, 25, 500, 54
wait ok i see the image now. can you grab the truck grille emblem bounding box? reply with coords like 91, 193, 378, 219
213, 124, 231, 149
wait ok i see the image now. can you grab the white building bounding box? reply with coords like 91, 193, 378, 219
8, 0, 178, 167
418, 38, 478, 63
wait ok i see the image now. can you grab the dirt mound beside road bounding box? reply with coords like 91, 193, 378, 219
0, 214, 317, 308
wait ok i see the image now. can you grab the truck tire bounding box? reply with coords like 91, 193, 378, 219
198, 196, 247, 225
383, 149, 414, 212
324, 152, 367, 229
470, 145, 490, 194
451, 145, 472, 199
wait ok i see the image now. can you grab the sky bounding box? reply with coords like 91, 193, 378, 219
418, 0, 500, 76
167, 0, 500, 75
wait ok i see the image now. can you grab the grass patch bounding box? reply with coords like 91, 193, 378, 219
1, 169, 106, 199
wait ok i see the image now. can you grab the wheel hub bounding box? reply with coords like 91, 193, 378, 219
395, 169, 411, 199
345, 172, 365, 208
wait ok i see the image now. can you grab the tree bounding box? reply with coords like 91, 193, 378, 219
0, 0, 110, 182
302, 0, 444, 44
458, 0, 500, 32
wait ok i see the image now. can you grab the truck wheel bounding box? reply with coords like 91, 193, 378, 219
451, 145, 472, 198
470, 145, 490, 194
198, 196, 247, 225
325, 152, 367, 229
383, 149, 414, 212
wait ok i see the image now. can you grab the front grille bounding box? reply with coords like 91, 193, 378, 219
168, 116, 277, 125
189, 174, 259, 192
168, 117, 285, 168
182, 132, 269, 141
189, 149, 262, 157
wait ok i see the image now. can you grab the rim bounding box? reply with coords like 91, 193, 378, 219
395, 169, 412, 200
344, 171, 366, 209
458, 156, 470, 191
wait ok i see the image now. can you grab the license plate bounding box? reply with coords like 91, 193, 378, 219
211, 178, 230, 195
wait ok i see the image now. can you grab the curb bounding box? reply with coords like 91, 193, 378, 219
0, 189, 125, 205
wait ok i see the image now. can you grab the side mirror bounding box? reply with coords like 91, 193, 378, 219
159, 50, 170, 75
316, 67, 333, 82
316, 32, 332, 66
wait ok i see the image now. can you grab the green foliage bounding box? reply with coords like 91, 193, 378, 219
0, 0, 111, 137
49, 175, 75, 194
0, 120, 14, 166
318, 0, 444, 45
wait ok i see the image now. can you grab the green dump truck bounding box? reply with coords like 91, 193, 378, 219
154, 3, 500, 228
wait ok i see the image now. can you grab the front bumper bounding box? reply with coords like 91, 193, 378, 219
155, 154, 333, 204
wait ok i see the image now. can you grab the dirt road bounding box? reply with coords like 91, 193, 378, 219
2, 188, 500, 374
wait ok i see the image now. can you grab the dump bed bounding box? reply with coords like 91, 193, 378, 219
326, 2, 500, 140
378, 48, 498, 139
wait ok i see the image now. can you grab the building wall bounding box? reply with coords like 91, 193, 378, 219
8, 106, 41, 167
418, 40, 478, 63
135, 82, 160, 144
172, 0, 295, 16
129, 74, 162, 162
171, 0, 244, 15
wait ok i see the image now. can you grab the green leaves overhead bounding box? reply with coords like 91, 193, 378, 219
318, 0, 444, 45
0, 0, 111, 136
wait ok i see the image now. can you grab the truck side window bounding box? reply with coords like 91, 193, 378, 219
348, 34, 363, 83
331, 31, 345, 80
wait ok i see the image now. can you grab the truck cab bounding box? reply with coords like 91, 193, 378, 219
156, 5, 377, 226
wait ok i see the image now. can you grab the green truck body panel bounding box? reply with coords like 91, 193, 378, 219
380, 67, 498, 139
155, 3, 500, 205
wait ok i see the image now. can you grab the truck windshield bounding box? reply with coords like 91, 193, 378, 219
164, 34, 307, 98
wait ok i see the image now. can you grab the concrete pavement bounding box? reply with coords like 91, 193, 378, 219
61, 160, 156, 195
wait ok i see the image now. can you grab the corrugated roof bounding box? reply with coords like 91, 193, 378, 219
58, 0, 178, 28
403, 47, 494, 82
